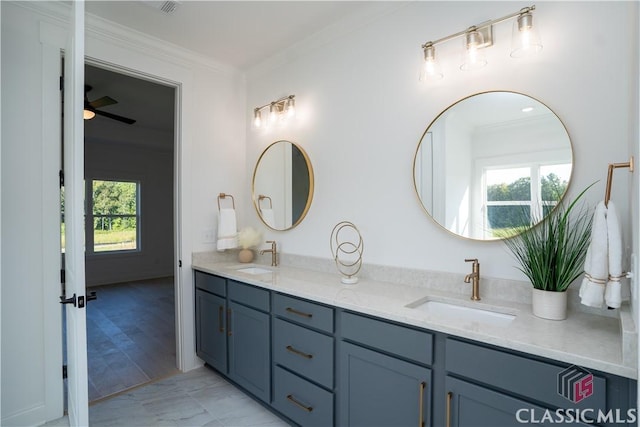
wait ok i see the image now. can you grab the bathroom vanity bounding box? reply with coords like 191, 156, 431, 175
193, 260, 637, 427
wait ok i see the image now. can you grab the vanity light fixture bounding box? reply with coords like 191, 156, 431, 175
419, 5, 541, 81
253, 95, 296, 129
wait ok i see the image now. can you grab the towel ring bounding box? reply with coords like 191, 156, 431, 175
258, 195, 273, 210
217, 193, 235, 210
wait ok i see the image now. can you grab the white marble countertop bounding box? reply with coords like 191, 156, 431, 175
192, 259, 637, 380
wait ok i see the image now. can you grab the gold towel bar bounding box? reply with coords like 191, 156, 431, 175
217, 193, 235, 210
604, 157, 633, 208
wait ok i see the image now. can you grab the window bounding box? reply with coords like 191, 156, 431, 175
484, 163, 570, 238
88, 179, 140, 253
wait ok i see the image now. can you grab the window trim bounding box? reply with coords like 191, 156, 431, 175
85, 177, 141, 256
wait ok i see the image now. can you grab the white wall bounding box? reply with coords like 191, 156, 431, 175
84, 140, 174, 286
1, 2, 246, 424
246, 1, 638, 283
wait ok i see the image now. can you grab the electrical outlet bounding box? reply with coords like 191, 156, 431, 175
203, 229, 215, 243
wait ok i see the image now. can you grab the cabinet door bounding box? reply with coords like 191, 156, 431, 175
445, 376, 591, 427
228, 301, 271, 402
195, 289, 227, 372
339, 342, 431, 427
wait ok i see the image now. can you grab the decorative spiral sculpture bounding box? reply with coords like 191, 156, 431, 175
330, 221, 363, 284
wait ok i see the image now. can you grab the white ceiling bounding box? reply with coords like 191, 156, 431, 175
86, 1, 385, 70
83, 1, 397, 149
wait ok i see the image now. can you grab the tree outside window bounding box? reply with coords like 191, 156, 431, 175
91, 180, 139, 253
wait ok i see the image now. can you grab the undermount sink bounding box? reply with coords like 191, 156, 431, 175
408, 299, 516, 326
235, 266, 273, 275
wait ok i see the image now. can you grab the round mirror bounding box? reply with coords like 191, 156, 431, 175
252, 140, 314, 231
413, 91, 573, 241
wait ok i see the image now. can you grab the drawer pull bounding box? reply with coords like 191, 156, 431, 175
286, 307, 313, 318
287, 394, 313, 413
218, 306, 224, 333
419, 382, 426, 427
446, 391, 453, 427
286, 345, 313, 360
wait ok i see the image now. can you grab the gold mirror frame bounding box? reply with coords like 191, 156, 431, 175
252, 140, 315, 231
412, 91, 574, 241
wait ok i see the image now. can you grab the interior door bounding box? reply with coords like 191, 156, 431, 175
62, 1, 89, 425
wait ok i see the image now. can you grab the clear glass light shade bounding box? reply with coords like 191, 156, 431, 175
460, 29, 487, 71
83, 108, 96, 120
286, 97, 296, 118
254, 109, 262, 128
510, 12, 542, 58
269, 103, 279, 123
419, 44, 443, 81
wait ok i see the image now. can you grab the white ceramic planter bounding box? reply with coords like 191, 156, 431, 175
532, 288, 567, 320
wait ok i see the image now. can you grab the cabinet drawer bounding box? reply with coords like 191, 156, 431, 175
194, 271, 226, 296
273, 318, 334, 388
272, 365, 334, 427
341, 311, 433, 365
228, 280, 269, 312
446, 338, 607, 413
273, 293, 334, 333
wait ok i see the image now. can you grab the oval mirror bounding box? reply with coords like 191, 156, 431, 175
413, 91, 573, 241
252, 140, 314, 231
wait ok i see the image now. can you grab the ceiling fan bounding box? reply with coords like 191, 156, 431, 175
84, 85, 136, 125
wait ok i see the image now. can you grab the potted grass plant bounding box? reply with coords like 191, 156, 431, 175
502, 184, 594, 320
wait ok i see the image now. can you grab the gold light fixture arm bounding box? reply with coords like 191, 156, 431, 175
421, 5, 535, 49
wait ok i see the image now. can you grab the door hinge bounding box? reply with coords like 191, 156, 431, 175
59, 170, 64, 188
59, 76, 64, 91
62, 365, 67, 379
179, 260, 182, 268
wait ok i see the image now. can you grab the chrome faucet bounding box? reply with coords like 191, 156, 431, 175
260, 240, 278, 267
464, 258, 481, 301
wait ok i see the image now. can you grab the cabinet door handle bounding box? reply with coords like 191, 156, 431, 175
286, 307, 313, 318
446, 391, 453, 427
286, 345, 313, 359
419, 382, 426, 427
286, 394, 313, 413
227, 308, 232, 336
218, 306, 224, 333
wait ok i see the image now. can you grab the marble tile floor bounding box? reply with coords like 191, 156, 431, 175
44, 366, 292, 426
86, 278, 178, 401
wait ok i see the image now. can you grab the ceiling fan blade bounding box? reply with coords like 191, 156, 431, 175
94, 109, 136, 125
89, 96, 118, 109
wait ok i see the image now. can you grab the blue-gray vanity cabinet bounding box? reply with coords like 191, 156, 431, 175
272, 293, 335, 426
227, 299, 271, 402
338, 311, 433, 427
445, 338, 634, 427
445, 376, 590, 427
194, 271, 227, 372
194, 272, 271, 403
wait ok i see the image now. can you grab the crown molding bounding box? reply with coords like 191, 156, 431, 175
11, 0, 240, 77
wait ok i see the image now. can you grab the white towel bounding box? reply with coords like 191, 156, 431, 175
579, 202, 608, 307
604, 201, 623, 308
217, 208, 238, 251
260, 208, 275, 228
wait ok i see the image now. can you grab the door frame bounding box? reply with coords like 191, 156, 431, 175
40, 13, 197, 422
83, 56, 183, 369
